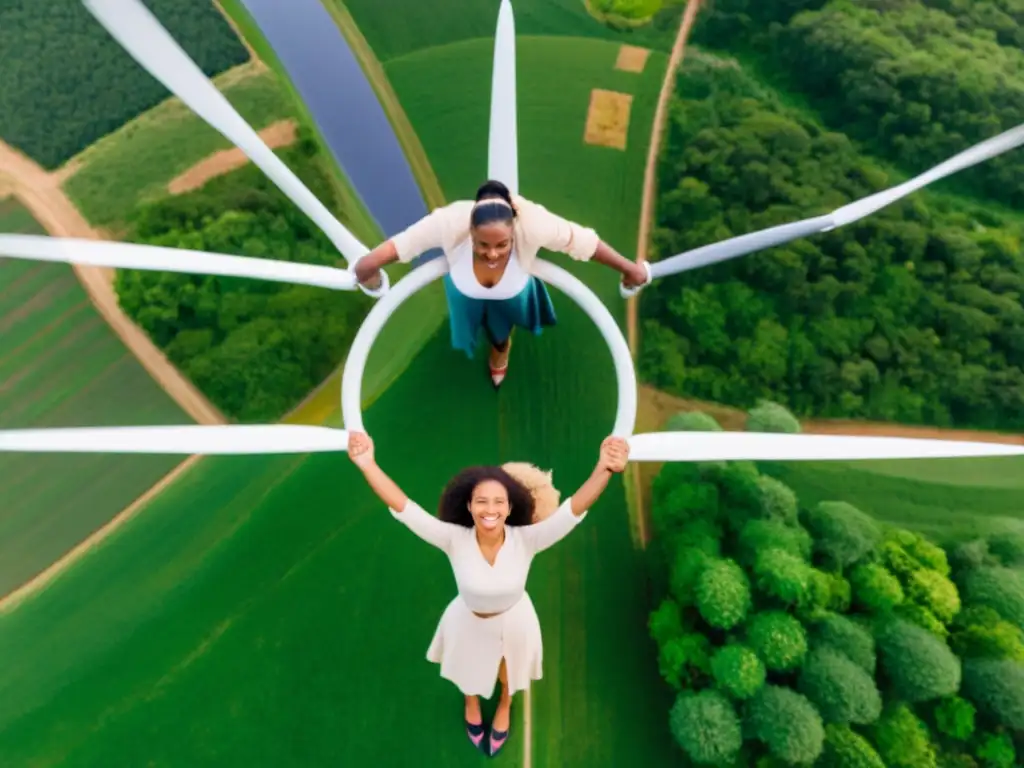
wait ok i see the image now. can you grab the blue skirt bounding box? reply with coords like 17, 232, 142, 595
444, 274, 558, 359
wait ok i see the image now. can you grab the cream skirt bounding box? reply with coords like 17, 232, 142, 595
426, 593, 543, 699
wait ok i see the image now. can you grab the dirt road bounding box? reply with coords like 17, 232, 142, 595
0, 138, 225, 425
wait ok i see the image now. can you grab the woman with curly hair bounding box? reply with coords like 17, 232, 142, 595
352, 179, 648, 388
346, 431, 630, 757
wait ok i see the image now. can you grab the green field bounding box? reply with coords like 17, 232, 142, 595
0, 198, 191, 597
0, 27, 676, 768
62, 69, 295, 229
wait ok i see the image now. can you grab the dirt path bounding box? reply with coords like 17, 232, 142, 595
168, 118, 298, 195
0, 138, 225, 425
626, 0, 703, 547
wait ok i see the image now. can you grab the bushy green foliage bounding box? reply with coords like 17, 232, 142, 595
648, 598, 684, 646
850, 563, 905, 613
798, 646, 882, 725
818, 724, 886, 768
949, 539, 994, 574
641, 54, 1024, 430
896, 603, 949, 639
950, 606, 1024, 662
876, 619, 962, 703
668, 689, 743, 765
737, 519, 812, 565
746, 611, 808, 671
696, 559, 752, 629
0, 0, 248, 168
746, 400, 802, 434
985, 531, 1024, 568
754, 547, 813, 607
810, 613, 876, 673
961, 567, 1024, 627
934, 696, 976, 742
657, 631, 713, 691
804, 501, 882, 569
960, 658, 1024, 731
116, 141, 372, 421
872, 704, 938, 768
591, 0, 663, 22
664, 410, 723, 432
710, 644, 766, 700
906, 568, 961, 624
755, 475, 799, 524
670, 545, 717, 607
745, 685, 825, 764
974, 731, 1016, 768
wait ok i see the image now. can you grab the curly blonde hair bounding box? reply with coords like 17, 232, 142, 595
501, 462, 561, 523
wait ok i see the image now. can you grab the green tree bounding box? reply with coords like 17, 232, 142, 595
668, 689, 743, 765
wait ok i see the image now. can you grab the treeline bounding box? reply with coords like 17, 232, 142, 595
640, 55, 1024, 430
0, 0, 248, 169
696, 0, 1024, 207
648, 404, 1024, 766
115, 131, 372, 422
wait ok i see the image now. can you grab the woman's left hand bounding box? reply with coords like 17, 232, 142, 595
597, 436, 630, 473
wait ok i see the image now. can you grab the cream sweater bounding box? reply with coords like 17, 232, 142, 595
389, 195, 601, 272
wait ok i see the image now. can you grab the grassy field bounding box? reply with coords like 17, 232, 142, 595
0, 26, 677, 768
61, 68, 297, 229
0, 198, 191, 597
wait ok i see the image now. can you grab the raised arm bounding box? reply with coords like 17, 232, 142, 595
519, 437, 630, 554
354, 203, 463, 290
347, 432, 457, 552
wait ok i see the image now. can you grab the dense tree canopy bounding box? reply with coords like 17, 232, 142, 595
641, 54, 1024, 430
0, 0, 248, 168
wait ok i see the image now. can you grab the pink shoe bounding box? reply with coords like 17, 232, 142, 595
466, 719, 486, 751
489, 360, 508, 389
489, 725, 510, 757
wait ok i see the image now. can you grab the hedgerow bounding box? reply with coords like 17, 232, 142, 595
648, 402, 1024, 765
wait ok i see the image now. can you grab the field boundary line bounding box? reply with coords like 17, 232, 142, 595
626, 0, 703, 548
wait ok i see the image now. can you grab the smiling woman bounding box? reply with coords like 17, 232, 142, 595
353, 179, 647, 386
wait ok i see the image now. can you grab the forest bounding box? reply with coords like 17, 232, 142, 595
695, 0, 1024, 207
115, 129, 372, 422
648, 404, 1024, 767
640, 54, 1024, 430
0, 0, 248, 169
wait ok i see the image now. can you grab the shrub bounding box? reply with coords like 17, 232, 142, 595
974, 732, 1016, 768
669, 536, 721, 607
876, 619, 962, 703
850, 563, 905, 613
901, 533, 951, 577
746, 401, 801, 434
652, 483, 720, 539
737, 519, 812, 565
934, 695, 976, 742
961, 658, 1024, 731
696, 559, 752, 630
906, 568, 961, 624
745, 685, 824, 764
709, 461, 765, 528
658, 632, 713, 691
755, 475, 799, 524
797, 646, 882, 725
664, 410, 723, 432
985, 531, 1024, 569
648, 598, 684, 646
896, 603, 949, 639
882, 541, 923, 578
818, 724, 885, 768
950, 606, 1024, 662
746, 611, 808, 671
754, 548, 812, 607
810, 613, 876, 674
710, 644, 766, 700
962, 567, 1024, 627
668, 689, 743, 765
948, 539, 992, 574
804, 501, 882, 569
872, 704, 938, 768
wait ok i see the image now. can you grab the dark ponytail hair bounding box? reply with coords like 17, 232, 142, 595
471, 179, 516, 228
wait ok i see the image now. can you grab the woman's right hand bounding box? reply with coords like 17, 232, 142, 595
348, 431, 376, 469
355, 265, 382, 290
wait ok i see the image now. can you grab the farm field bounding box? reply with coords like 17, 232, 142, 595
0, 197, 190, 597
0, 25, 676, 768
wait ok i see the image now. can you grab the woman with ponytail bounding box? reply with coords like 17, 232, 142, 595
353, 180, 648, 388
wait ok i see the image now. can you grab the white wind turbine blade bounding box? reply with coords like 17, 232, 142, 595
0, 234, 357, 291
627, 431, 1024, 463
81, 0, 370, 267
488, 0, 518, 194
0, 425, 350, 455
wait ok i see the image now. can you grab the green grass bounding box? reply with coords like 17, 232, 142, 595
342, 0, 680, 63
764, 456, 1024, 545
62, 69, 295, 229
0, 26, 676, 768
0, 198, 191, 597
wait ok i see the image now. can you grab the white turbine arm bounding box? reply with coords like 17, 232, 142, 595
0, 234, 358, 291
648, 121, 1024, 282
0, 425, 351, 455
627, 431, 1024, 462
488, 0, 519, 194
81, 0, 374, 272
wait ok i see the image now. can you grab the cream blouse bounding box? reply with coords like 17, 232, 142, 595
389, 497, 588, 614
389, 194, 601, 273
